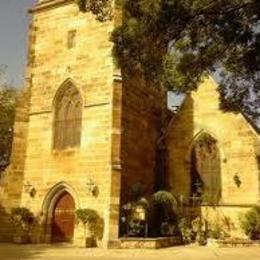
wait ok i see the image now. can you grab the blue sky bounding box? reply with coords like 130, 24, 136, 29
0, 0, 36, 87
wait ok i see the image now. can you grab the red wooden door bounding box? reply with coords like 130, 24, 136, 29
51, 192, 75, 242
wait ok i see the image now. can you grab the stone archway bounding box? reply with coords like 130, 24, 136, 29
41, 182, 79, 243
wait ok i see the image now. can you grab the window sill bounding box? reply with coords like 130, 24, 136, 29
52, 147, 80, 156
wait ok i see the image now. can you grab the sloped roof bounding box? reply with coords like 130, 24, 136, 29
241, 111, 260, 135
210, 71, 260, 135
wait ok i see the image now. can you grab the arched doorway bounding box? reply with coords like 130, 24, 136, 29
51, 191, 75, 242
190, 132, 221, 204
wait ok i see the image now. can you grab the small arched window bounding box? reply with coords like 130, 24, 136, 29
53, 82, 82, 150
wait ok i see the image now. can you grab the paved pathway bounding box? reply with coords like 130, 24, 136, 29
0, 243, 260, 260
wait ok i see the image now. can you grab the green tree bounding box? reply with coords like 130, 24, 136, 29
111, 0, 259, 116
240, 206, 260, 240
0, 67, 16, 172
74, 0, 112, 21
75, 0, 260, 119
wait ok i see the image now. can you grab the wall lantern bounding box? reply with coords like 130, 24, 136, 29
233, 174, 242, 188
24, 181, 36, 197
86, 178, 98, 197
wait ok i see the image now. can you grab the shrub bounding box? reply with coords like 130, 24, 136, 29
207, 218, 231, 240
152, 190, 178, 223
178, 218, 195, 243
76, 209, 99, 225
240, 206, 260, 240
10, 207, 34, 232
207, 226, 222, 239
152, 191, 177, 211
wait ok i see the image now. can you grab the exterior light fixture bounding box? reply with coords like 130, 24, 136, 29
233, 174, 242, 188
86, 179, 98, 196
24, 181, 36, 197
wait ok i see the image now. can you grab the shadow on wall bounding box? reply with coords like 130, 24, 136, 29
167, 94, 195, 199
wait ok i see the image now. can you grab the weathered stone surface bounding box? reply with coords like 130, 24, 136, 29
0, 0, 259, 247
167, 76, 260, 235
0, 0, 162, 247
0, 0, 120, 247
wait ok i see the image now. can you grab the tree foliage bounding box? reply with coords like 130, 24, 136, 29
75, 1, 260, 117
9, 207, 35, 232
110, 0, 260, 118
74, 0, 112, 21
240, 205, 260, 240
0, 67, 16, 172
76, 208, 100, 225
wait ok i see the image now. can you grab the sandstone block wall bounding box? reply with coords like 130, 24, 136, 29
2, 0, 259, 245
0, 0, 165, 245
0, 87, 31, 241
167, 76, 260, 234
1, 0, 121, 246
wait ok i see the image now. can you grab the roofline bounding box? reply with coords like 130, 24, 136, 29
240, 111, 260, 137
29, 0, 74, 14
207, 75, 260, 138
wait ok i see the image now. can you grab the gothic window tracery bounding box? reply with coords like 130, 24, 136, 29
190, 133, 221, 204
53, 82, 82, 150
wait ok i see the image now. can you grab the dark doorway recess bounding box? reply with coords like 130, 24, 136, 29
51, 191, 75, 242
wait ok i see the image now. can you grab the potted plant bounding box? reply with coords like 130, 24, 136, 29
152, 190, 178, 237
75, 208, 100, 247
9, 207, 34, 244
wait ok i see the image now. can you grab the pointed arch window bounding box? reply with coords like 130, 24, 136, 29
53, 82, 82, 150
190, 132, 222, 204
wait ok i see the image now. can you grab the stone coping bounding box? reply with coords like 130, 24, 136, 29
119, 236, 182, 249
120, 237, 177, 241
207, 238, 260, 248
29, 0, 74, 13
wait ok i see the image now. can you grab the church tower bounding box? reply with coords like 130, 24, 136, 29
1, 0, 122, 247
0, 0, 164, 246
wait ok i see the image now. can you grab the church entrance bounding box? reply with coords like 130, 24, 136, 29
51, 191, 75, 242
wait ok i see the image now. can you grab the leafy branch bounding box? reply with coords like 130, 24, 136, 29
74, 0, 113, 21
110, 0, 260, 118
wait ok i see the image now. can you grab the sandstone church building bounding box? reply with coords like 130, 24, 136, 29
0, 0, 260, 248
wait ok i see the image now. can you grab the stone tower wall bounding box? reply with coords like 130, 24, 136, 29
1, 0, 122, 247
0, 87, 31, 241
